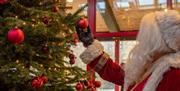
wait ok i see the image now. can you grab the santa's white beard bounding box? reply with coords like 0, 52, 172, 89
123, 53, 152, 91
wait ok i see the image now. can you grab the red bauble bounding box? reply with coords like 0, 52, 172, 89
70, 59, 75, 65
0, 0, 8, 4
75, 83, 84, 91
69, 53, 75, 59
7, 28, 25, 44
42, 45, 49, 53
42, 16, 49, 25
83, 80, 90, 86
94, 81, 101, 88
52, 6, 59, 12
88, 87, 96, 91
40, 75, 48, 83
78, 17, 88, 29
73, 39, 78, 45
31, 77, 44, 89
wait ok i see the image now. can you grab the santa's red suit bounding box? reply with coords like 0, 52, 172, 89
80, 10, 180, 91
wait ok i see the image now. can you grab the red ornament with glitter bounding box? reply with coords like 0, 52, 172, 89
31, 77, 44, 89
78, 17, 88, 29
42, 16, 49, 25
75, 82, 84, 91
7, 28, 25, 44
94, 81, 101, 88
40, 75, 48, 83
70, 59, 75, 65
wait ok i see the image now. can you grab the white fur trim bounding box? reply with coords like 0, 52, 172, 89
142, 52, 180, 91
155, 10, 180, 51
124, 52, 180, 91
80, 40, 103, 64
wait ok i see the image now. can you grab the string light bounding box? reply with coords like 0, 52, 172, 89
16, 60, 19, 63
54, 68, 57, 71
69, 30, 73, 33
48, 68, 51, 70
15, 16, 18, 18
14, 26, 18, 28
32, 24, 35, 27
40, 64, 43, 67
22, 66, 25, 69
32, 19, 36, 22
62, 33, 66, 37
22, 22, 26, 25
39, 2, 43, 5
36, 15, 40, 18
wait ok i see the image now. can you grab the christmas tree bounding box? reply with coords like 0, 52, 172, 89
0, 0, 98, 91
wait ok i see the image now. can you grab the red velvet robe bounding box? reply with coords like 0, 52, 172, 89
88, 53, 180, 91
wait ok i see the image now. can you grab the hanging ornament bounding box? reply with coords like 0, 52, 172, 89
40, 75, 48, 83
88, 87, 96, 91
94, 81, 101, 88
69, 53, 75, 59
69, 59, 75, 65
52, 5, 59, 12
78, 17, 88, 29
69, 53, 76, 65
31, 77, 44, 89
42, 45, 49, 53
83, 80, 90, 87
42, 16, 49, 25
0, 0, 8, 4
75, 82, 84, 91
7, 28, 25, 44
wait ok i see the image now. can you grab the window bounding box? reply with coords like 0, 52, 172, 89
120, 41, 137, 64
139, 0, 153, 6
97, 41, 115, 91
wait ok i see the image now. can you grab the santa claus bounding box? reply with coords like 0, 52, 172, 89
78, 10, 180, 91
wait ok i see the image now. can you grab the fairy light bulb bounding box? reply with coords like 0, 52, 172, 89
48, 68, 51, 70
15, 16, 18, 18
16, 60, 19, 64
54, 68, 57, 71
22, 22, 26, 25
32, 24, 35, 27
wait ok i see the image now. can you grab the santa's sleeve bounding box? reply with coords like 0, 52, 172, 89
80, 40, 124, 85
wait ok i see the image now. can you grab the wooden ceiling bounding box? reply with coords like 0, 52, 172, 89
67, 0, 179, 33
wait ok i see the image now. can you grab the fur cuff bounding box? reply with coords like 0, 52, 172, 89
80, 40, 104, 64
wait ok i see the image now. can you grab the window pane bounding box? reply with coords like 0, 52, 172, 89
120, 41, 137, 64
96, 0, 167, 32
96, 41, 115, 91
